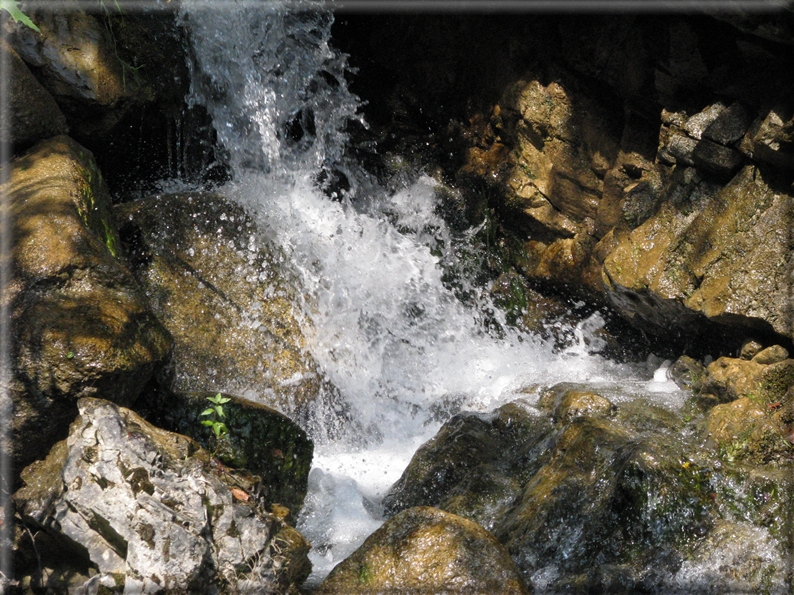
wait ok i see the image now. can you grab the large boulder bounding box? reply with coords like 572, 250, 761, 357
386, 395, 793, 593
315, 506, 529, 595
146, 391, 314, 523
115, 193, 344, 434
382, 402, 553, 532
4, 135, 171, 472
13, 398, 311, 594
0, 39, 68, 149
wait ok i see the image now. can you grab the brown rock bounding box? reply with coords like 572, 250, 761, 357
316, 507, 529, 595
116, 193, 344, 434
4, 136, 171, 472
7, 0, 154, 138
752, 345, 790, 365
603, 165, 792, 339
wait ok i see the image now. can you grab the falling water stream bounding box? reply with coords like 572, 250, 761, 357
178, 0, 689, 586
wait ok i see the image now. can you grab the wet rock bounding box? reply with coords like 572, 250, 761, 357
383, 402, 553, 531
668, 521, 788, 595
146, 391, 313, 523
603, 165, 792, 340
4, 135, 171, 472
0, 40, 68, 149
538, 385, 615, 423
116, 193, 343, 435
667, 355, 707, 392
752, 344, 789, 365
13, 398, 310, 594
497, 416, 716, 591
315, 506, 529, 595
706, 397, 791, 465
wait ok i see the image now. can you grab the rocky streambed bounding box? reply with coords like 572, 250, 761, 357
2, 2, 794, 595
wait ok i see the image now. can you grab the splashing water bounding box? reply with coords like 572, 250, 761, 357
179, 0, 686, 584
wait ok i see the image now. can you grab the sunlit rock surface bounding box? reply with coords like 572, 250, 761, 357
385, 393, 793, 593
703, 351, 794, 404
603, 165, 792, 339
315, 506, 529, 595
145, 391, 314, 524
4, 135, 171, 472
13, 398, 310, 594
116, 192, 345, 431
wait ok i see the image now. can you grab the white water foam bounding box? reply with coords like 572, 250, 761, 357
179, 0, 688, 583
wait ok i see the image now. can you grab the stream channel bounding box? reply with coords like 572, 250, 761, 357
179, 0, 708, 588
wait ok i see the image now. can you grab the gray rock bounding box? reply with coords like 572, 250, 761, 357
751, 106, 794, 171
692, 137, 744, 179
683, 103, 726, 140
703, 102, 754, 146
666, 133, 698, 166
148, 391, 314, 524
14, 398, 310, 594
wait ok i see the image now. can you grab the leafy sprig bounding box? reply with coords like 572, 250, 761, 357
201, 393, 231, 444
1, 0, 40, 32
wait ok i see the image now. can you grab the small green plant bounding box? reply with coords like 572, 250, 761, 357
201, 393, 231, 451
1, 0, 39, 32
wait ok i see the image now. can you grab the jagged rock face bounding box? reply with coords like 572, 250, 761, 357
4, 135, 171, 472
146, 391, 314, 524
0, 40, 68, 149
115, 193, 346, 436
13, 398, 311, 594
315, 506, 529, 595
337, 15, 794, 349
602, 165, 792, 338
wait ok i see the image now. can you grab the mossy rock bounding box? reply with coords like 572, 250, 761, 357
315, 507, 529, 595
614, 398, 686, 434
5, 135, 171, 473
704, 355, 794, 405
148, 391, 313, 523
496, 416, 719, 589
382, 401, 553, 530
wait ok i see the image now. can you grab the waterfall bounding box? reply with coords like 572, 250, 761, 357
178, 0, 684, 584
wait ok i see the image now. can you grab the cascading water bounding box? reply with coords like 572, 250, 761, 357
178, 0, 689, 586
